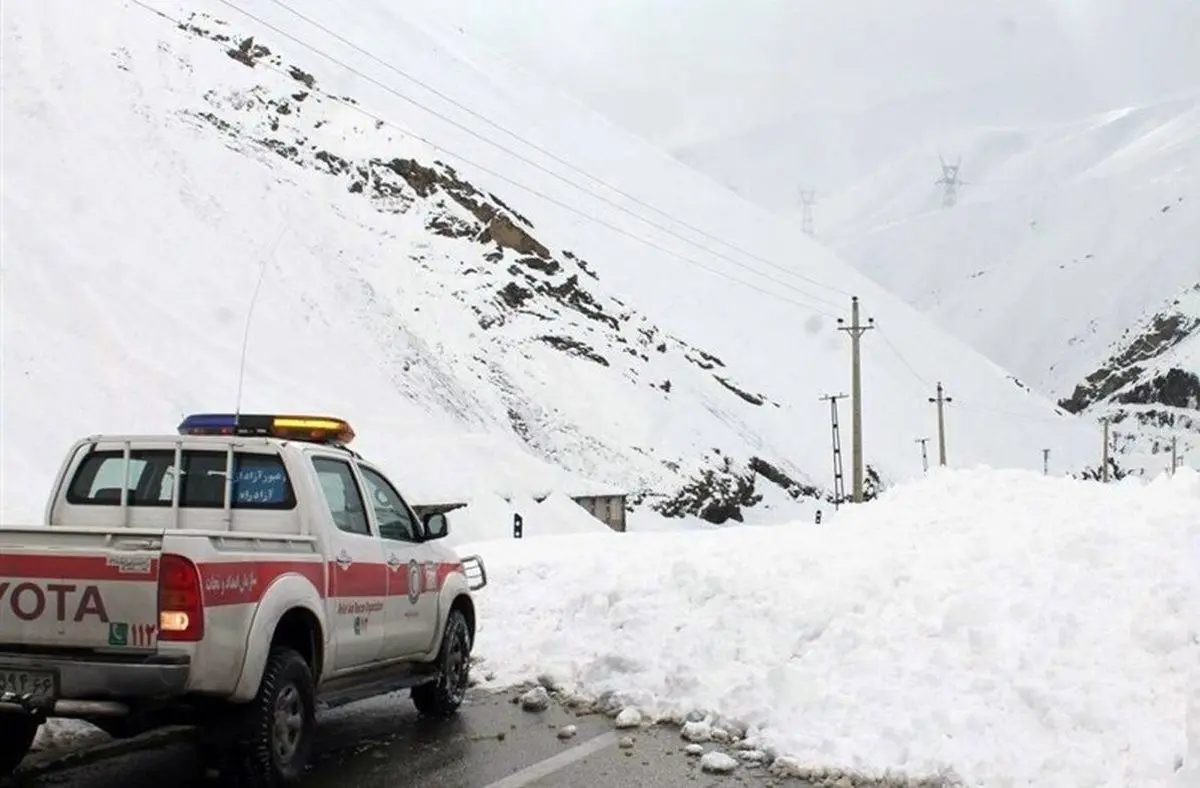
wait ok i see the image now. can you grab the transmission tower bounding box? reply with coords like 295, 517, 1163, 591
936, 155, 965, 208
799, 189, 817, 237
820, 393, 848, 508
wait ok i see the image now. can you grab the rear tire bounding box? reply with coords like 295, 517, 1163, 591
0, 714, 40, 777
203, 647, 315, 787
411, 609, 472, 718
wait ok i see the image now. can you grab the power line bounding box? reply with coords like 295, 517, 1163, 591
210, 0, 851, 311
867, 315, 1081, 425
874, 326, 929, 386
129, 0, 843, 319
262, 0, 853, 300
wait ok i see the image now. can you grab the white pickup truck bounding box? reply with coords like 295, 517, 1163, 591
0, 413, 487, 786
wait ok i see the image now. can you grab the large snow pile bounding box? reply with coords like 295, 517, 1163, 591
466, 467, 1200, 786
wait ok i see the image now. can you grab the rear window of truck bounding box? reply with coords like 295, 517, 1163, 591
65, 449, 296, 509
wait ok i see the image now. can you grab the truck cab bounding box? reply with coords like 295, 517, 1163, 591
0, 413, 487, 786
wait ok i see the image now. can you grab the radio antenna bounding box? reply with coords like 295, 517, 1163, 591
234, 217, 290, 422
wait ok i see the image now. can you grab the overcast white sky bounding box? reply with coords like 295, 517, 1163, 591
411, 0, 1200, 147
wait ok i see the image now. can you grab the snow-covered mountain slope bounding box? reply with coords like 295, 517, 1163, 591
813, 96, 1200, 474
1, 0, 1095, 525
822, 94, 1200, 391
383, 0, 1200, 476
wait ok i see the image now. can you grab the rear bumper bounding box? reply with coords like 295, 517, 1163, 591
0, 651, 190, 715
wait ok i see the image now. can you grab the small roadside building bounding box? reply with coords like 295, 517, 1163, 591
569, 493, 627, 533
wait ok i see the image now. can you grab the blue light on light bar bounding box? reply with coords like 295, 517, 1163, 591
177, 413, 355, 444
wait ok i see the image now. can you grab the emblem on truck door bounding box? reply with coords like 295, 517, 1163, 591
335, 550, 352, 570
407, 560, 421, 605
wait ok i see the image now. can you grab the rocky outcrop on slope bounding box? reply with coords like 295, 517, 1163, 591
1059, 283, 1200, 471
160, 11, 820, 518
1059, 284, 1200, 414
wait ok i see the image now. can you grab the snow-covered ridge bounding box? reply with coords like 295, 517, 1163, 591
2, 0, 1096, 526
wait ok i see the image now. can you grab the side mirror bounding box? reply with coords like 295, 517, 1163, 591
424, 512, 448, 540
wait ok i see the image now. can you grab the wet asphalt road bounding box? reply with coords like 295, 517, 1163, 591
6, 689, 806, 788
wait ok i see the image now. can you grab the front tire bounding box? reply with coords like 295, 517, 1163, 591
411, 609, 471, 718
0, 713, 40, 777
205, 646, 315, 787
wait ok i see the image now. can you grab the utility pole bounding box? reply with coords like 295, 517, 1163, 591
1171, 435, 1178, 476
820, 393, 848, 508
928, 382, 952, 466
1042, 448, 1050, 476
915, 438, 930, 473
837, 297, 874, 502
1101, 417, 1110, 482
800, 189, 817, 237
936, 154, 965, 208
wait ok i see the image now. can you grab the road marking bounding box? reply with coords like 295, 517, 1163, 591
479, 731, 618, 788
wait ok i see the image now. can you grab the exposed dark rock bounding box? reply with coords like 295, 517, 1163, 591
685, 347, 726, 370
748, 457, 820, 500
226, 36, 271, 68
194, 111, 234, 135
654, 455, 761, 524
1115, 368, 1200, 409
482, 215, 550, 258
314, 150, 351, 176
497, 282, 534, 310
258, 138, 299, 161
428, 213, 479, 239
714, 376, 764, 406
536, 336, 610, 366
1060, 299, 1199, 412
488, 193, 533, 228
516, 256, 561, 276
287, 66, 316, 88
542, 275, 619, 330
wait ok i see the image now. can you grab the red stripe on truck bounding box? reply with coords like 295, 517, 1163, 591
0, 554, 159, 581
197, 561, 326, 607
327, 561, 387, 598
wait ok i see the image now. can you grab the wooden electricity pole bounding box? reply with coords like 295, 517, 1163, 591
929, 382, 952, 467
915, 438, 930, 473
1102, 417, 1110, 482
1042, 448, 1050, 476
837, 297, 874, 502
1171, 435, 1178, 476
820, 393, 848, 508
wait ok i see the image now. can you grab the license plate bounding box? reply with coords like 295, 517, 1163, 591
0, 667, 58, 704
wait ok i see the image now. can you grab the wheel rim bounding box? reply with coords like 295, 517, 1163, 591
272, 683, 305, 764
444, 628, 469, 704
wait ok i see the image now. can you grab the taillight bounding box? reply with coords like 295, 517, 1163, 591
158, 553, 204, 642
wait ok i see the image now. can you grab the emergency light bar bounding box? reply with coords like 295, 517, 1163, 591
177, 413, 356, 445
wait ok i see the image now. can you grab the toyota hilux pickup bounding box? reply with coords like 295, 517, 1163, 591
0, 413, 487, 786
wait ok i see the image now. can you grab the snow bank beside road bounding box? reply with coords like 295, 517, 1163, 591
467, 468, 1200, 787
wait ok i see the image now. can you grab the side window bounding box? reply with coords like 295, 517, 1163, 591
311, 457, 371, 536
358, 466, 419, 543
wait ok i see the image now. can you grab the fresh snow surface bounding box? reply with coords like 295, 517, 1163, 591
465, 468, 1200, 787
822, 94, 1200, 398
1, 0, 1099, 524
407, 0, 1200, 152
416, 1, 1200, 413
